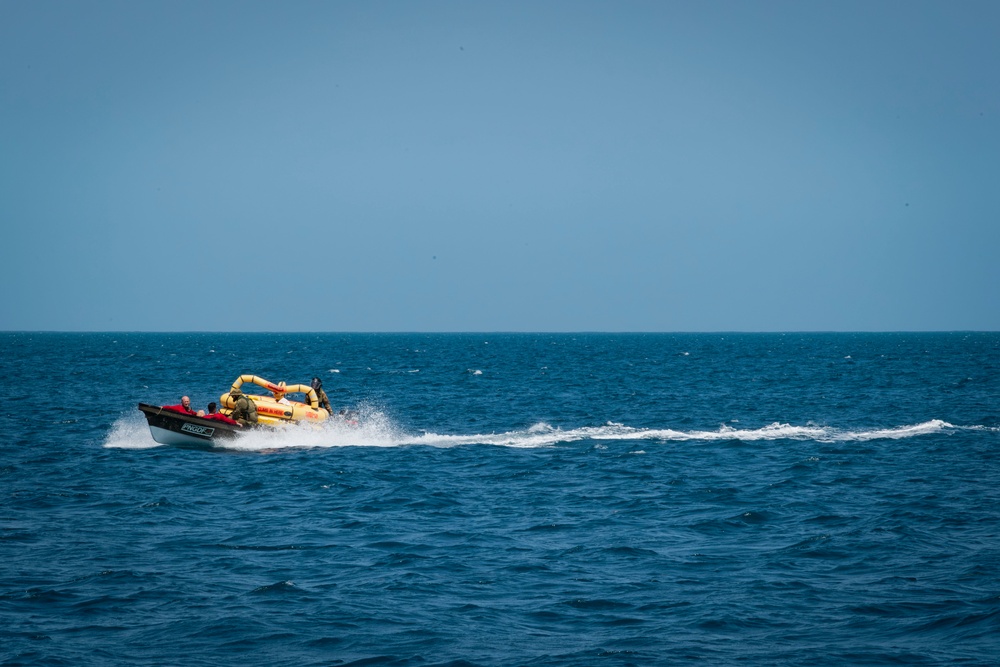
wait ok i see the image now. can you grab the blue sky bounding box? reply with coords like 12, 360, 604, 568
2, 1, 998, 331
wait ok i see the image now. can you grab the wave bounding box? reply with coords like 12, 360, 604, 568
103, 412, 984, 452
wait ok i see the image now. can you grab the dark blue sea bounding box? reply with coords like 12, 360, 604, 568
2, 333, 999, 666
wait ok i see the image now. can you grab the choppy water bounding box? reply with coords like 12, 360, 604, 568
2, 333, 999, 665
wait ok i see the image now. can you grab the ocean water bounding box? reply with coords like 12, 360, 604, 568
1, 332, 998, 666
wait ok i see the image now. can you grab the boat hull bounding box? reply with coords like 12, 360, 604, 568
138, 403, 242, 448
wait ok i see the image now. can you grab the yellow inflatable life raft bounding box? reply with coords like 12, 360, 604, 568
220, 374, 329, 426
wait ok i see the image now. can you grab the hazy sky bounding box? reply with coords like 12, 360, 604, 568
2, 1, 998, 331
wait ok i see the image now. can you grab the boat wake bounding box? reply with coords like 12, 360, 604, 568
104, 414, 986, 452
395, 419, 976, 448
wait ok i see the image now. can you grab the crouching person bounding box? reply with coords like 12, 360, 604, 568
228, 387, 258, 427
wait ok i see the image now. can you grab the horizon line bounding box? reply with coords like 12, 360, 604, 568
2, 330, 996, 335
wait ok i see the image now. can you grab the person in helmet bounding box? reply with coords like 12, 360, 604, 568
228, 386, 258, 426
310, 377, 333, 413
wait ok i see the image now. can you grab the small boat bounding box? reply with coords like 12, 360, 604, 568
138, 403, 243, 448
139, 374, 334, 447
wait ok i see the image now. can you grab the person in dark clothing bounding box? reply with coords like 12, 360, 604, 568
228, 387, 258, 426
311, 377, 333, 413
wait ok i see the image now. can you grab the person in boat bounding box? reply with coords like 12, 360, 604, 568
163, 396, 197, 415
272, 390, 292, 406
228, 387, 259, 426
204, 401, 240, 426
311, 377, 333, 413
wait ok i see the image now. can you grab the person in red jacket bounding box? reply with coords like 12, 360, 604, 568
203, 401, 240, 426
163, 396, 197, 415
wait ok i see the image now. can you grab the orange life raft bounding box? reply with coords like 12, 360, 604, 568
220, 374, 329, 426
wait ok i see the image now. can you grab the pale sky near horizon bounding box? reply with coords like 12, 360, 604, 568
2, 1, 998, 332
